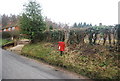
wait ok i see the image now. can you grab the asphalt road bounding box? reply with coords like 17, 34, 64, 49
2, 48, 89, 79
0, 48, 2, 80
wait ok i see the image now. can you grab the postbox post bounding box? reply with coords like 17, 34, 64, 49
60, 51, 63, 56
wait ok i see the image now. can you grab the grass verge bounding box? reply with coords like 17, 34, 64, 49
21, 42, 119, 79
0, 38, 13, 46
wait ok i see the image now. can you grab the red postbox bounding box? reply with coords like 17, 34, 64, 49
58, 41, 65, 51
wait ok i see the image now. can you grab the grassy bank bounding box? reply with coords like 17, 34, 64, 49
0, 38, 13, 46
21, 42, 119, 79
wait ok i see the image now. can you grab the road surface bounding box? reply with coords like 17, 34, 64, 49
0, 48, 2, 80
2, 48, 90, 80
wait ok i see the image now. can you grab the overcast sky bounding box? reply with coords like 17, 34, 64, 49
0, 0, 119, 26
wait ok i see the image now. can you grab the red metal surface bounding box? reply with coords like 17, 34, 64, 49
58, 41, 65, 51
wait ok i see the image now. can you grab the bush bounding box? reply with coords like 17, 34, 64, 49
2, 31, 11, 39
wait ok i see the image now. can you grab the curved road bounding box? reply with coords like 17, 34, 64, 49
1, 48, 92, 80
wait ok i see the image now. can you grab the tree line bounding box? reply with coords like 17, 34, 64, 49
0, 14, 19, 27
73, 22, 92, 28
